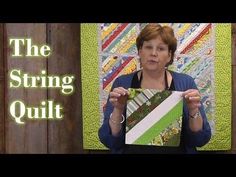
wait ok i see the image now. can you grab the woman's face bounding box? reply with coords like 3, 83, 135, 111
138, 36, 171, 72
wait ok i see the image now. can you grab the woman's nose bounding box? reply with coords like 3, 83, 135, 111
151, 48, 157, 56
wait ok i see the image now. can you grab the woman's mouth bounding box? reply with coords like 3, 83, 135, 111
147, 60, 159, 63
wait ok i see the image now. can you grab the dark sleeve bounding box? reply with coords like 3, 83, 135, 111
98, 77, 125, 152
184, 78, 212, 147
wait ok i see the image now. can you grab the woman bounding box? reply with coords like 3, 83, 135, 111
98, 24, 211, 153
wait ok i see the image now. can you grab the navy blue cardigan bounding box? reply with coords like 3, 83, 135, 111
98, 71, 211, 153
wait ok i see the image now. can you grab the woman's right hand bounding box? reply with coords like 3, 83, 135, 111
109, 87, 129, 111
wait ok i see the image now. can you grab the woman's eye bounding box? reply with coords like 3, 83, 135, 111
158, 47, 168, 51
145, 46, 152, 49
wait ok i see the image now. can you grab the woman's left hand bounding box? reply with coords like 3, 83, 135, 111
183, 89, 201, 115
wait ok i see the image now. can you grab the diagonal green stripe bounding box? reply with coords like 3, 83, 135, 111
127, 90, 172, 131
133, 100, 183, 145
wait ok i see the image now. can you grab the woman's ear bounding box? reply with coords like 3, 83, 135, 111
165, 51, 172, 67
138, 48, 141, 55
139, 57, 142, 68
168, 50, 172, 62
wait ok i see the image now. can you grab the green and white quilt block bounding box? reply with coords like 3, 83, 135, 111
125, 89, 183, 146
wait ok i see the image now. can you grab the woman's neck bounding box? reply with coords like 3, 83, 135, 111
141, 69, 166, 90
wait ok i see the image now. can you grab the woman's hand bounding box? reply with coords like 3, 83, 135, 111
183, 89, 201, 115
109, 87, 129, 112
109, 87, 129, 136
183, 89, 203, 132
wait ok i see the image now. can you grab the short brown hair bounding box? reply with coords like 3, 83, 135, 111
136, 24, 177, 66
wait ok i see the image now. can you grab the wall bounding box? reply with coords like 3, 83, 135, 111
0, 23, 87, 153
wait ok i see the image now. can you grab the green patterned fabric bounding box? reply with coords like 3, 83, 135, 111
81, 24, 105, 149
199, 24, 231, 150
